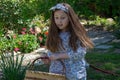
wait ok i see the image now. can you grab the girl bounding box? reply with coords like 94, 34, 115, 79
45, 3, 94, 80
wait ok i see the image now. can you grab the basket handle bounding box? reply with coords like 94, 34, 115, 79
29, 57, 50, 69
30, 57, 66, 74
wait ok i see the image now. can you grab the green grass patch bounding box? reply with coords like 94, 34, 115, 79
86, 53, 120, 80
28, 52, 120, 80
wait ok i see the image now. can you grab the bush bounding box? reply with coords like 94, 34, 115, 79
0, 34, 39, 53
0, 0, 119, 32
0, 53, 30, 80
14, 34, 39, 53
0, 0, 23, 31
29, 15, 49, 46
37, 30, 48, 47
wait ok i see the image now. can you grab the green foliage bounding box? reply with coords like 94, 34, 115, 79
87, 16, 117, 30
0, 0, 119, 32
76, 0, 120, 18
0, 53, 30, 80
28, 15, 49, 46
0, 0, 23, 31
0, 0, 119, 53
37, 31, 48, 46
0, 34, 39, 53
15, 34, 39, 53
29, 15, 49, 32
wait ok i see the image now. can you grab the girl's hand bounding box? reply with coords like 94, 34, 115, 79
41, 53, 50, 64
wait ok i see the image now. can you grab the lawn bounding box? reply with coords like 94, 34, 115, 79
86, 52, 120, 80
29, 49, 120, 80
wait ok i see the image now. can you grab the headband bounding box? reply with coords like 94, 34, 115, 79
50, 4, 68, 13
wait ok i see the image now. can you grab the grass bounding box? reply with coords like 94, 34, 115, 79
29, 47, 120, 80
86, 52, 120, 80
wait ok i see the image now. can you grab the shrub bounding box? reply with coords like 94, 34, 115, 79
37, 30, 48, 47
0, 53, 30, 80
0, 34, 39, 53
14, 34, 39, 53
28, 15, 49, 47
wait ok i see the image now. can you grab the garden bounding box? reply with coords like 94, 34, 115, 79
0, 0, 120, 80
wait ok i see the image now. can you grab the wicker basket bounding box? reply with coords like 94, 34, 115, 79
24, 57, 66, 80
25, 70, 66, 80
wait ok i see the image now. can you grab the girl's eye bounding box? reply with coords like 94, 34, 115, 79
61, 17, 65, 19
55, 17, 58, 19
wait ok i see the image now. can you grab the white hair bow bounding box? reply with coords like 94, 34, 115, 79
50, 4, 68, 12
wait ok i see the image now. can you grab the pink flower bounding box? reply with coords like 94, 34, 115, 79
29, 28, 33, 31
29, 28, 35, 34
22, 28, 27, 31
14, 47, 20, 52
13, 35, 16, 39
38, 36, 43, 41
21, 31, 26, 35
30, 30, 35, 34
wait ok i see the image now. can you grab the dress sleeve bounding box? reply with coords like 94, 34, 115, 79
66, 44, 86, 61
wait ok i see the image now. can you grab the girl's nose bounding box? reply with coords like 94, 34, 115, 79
58, 19, 62, 23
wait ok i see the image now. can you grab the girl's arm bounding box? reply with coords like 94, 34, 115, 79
49, 53, 69, 60
49, 46, 86, 61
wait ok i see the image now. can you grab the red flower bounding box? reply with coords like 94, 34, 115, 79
38, 36, 43, 41
22, 28, 27, 31
44, 31, 48, 36
14, 47, 20, 52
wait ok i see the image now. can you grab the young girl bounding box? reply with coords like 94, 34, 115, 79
45, 3, 94, 80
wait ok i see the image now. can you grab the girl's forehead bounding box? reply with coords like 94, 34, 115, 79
54, 10, 67, 16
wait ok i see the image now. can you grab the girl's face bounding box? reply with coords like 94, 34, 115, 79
54, 10, 69, 32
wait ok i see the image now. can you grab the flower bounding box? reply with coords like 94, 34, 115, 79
21, 31, 26, 35
22, 28, 27, 31
35, 27, 41, 34
29, 28, 35, 34
44, 31, 48, 36
30, 30, 35, 34
12, 35, 16, 39
14, 47, 20, 52
38, 36, 43, 41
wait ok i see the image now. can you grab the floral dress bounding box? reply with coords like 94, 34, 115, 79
47, 32, 87, 80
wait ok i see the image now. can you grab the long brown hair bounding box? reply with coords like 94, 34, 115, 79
46, 3, 94, 52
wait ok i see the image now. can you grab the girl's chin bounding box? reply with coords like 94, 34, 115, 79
58, 27, 63, 29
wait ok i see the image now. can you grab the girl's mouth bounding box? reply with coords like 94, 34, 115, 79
57, 24, 63, 27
